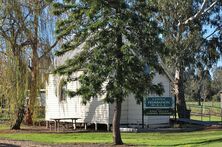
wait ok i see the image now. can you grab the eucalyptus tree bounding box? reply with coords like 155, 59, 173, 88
154, 0, 222, 118
50, 0, 165, 144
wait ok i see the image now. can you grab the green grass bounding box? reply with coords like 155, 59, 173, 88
0, 124, 10, 130
1, 130, 222, 146
187, 101, 222, 122
191, 115, 222, 122
187, 102, 221, 108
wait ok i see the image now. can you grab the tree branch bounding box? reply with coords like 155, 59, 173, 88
19, 40, 32, 48
204, 27, 219, 40
0, 27, 14, 46
39, 40, 59, 59
178, 0, 218, 26
196, 26, 220, 51
0, 50, 7, 56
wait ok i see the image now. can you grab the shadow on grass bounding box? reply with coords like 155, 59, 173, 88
141, 138, 222, 146
0, 143, 20, 147
173, 138, 222, 146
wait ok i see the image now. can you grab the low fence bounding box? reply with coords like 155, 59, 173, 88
187, 103, 222, 122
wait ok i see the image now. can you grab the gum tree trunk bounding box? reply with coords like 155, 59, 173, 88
175, 68, 190, 118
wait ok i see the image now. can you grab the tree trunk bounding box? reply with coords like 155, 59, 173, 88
25, 49, 38, 125
112, 2, 123, 144
112, 100, 123, 145
11, 106, 25, 130
11, 54, 26, 130
25, 2, 39, 125
175, 68, 190, 119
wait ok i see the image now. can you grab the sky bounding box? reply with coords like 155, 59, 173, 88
217, 58, 222, 67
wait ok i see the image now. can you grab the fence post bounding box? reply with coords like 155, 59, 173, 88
201, 104, 203, 121
219, 90, 222, 122
220, 108, 222, 122
209, 108, 211, 121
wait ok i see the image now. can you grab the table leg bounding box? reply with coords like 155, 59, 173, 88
55, 121, 57, 132
57, 120, 60, 132
74, 119, 76, 130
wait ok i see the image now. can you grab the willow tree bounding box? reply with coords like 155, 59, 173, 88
50, 0, 165, 145
14, 0, 57, 124
1, 47, 29, 129
0, 2, 29, 129
154, 0, 222, 118
0, 0, 57, 125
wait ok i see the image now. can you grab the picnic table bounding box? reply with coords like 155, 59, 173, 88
50, 117, 80, 131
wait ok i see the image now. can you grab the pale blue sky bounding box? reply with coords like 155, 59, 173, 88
217, 58, 222, 67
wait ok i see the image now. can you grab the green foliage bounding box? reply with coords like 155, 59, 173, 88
211, 66, 222, 98
154, 1, 222, 118
185, 66, 222, 102
0, 47, 29, 121
53, 1, 165, 104
155, 0, 222, 69
184, 66, 212, 101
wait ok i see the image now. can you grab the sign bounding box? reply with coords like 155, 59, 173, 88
144, 108, 174, 116
145, 97, 173, 108
144, 97, 174, 116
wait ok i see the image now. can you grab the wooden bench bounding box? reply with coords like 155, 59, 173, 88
50, 118, 80, 131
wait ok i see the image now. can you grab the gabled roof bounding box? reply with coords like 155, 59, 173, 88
53, 44, 174, 83
158, 56, 174, 83
54, 43, 84, 67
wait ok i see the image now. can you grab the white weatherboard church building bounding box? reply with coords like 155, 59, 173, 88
45, 45, 174, 130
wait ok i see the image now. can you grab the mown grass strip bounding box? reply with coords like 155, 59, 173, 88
0, 130, 222, 146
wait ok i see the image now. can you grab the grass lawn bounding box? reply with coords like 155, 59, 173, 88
187, 101, 222, 122
191, 115, 222, 122
187, 102, 221, 108
1, 129, 222, 146
0, 124, 10, 130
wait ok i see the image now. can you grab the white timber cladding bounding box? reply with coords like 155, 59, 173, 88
117, 73, 172, 126
45, 71, 172, 126
45, 72, 109, 124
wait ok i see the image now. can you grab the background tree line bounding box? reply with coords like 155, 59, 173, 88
185, 66, 222, 103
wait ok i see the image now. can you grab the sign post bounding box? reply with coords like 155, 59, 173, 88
220, 90, 222, 122
220, 90, 222, 109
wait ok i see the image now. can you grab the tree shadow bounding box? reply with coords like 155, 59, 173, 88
143, 137, 222, 146
0, 143, 20, 147
83, 97, 104, 123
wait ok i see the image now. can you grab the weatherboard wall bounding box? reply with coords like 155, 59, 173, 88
45, 72, 172, 127
108, 73, 172, 126
45, 73, 109, 124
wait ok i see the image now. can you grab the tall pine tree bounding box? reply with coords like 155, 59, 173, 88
50, 0, 165, 144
